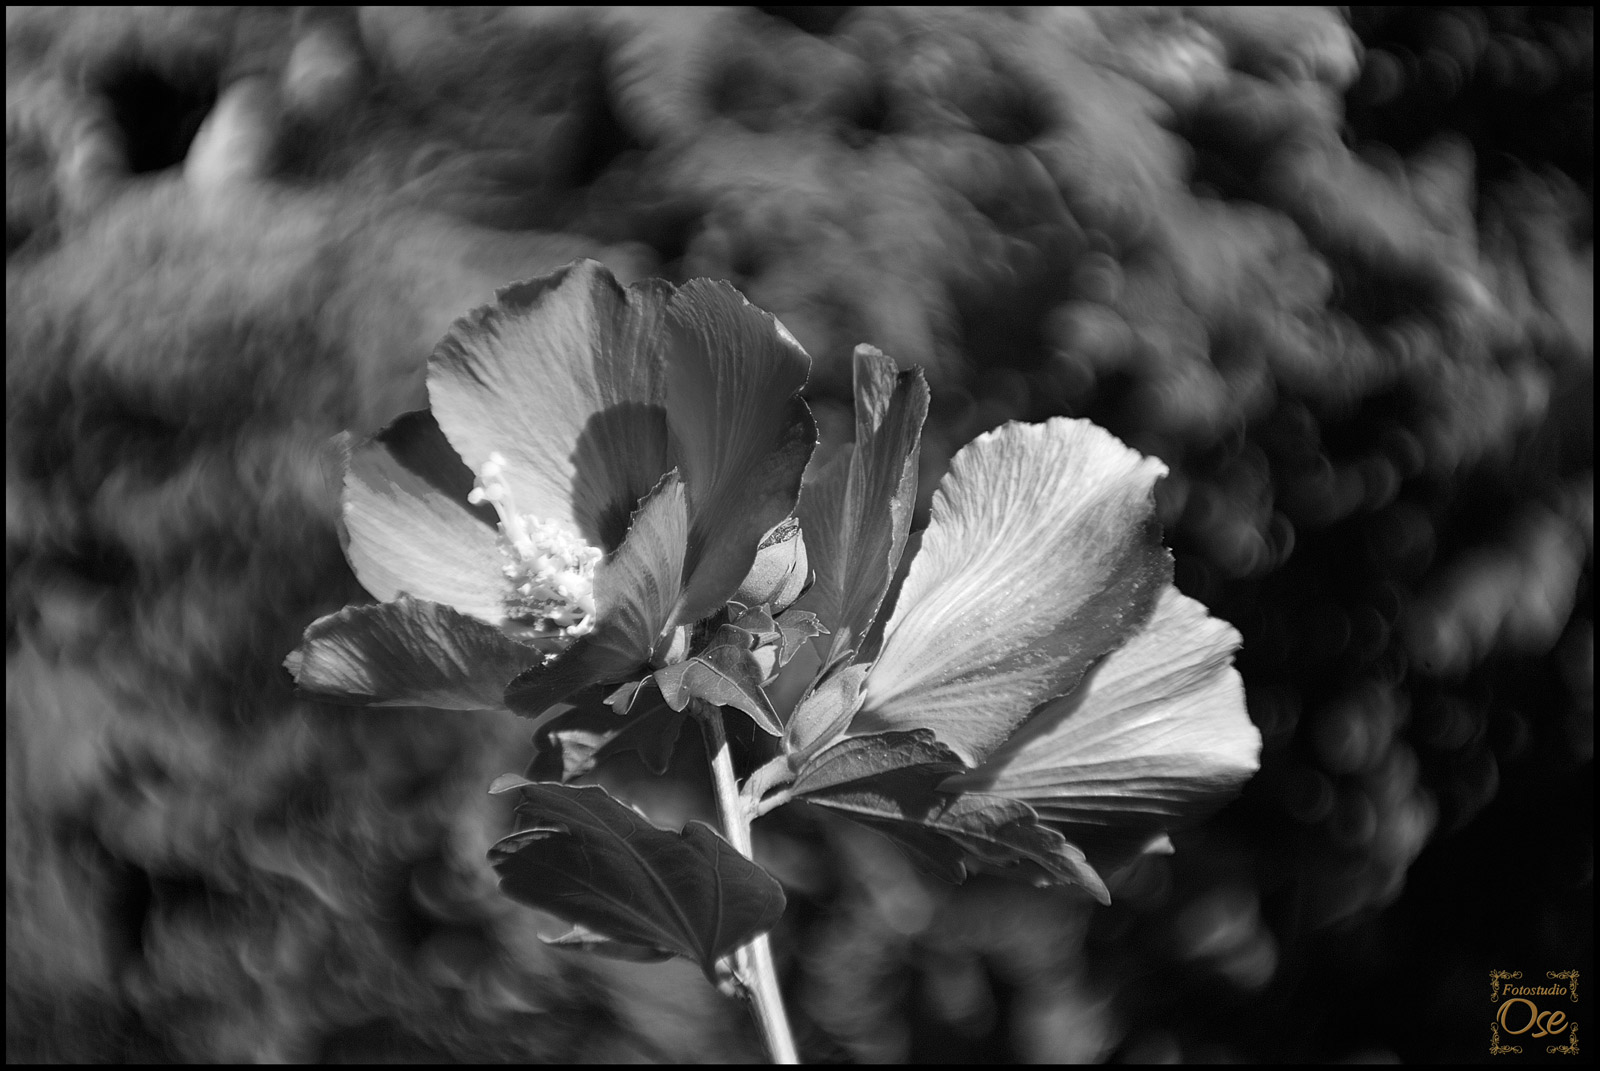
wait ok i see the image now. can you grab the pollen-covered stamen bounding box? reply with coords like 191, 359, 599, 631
468, 452, 602, 638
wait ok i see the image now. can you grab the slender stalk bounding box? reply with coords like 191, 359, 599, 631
752, 788, 793, 820
696, 704, 799, 1064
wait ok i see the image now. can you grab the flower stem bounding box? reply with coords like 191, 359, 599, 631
696, 704, 799, 1064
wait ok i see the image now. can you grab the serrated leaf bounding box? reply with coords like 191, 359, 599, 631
488, 780, 786, 979
653, 624, 783, 735
790, 729, 963, 797
526, 689, 687, 781
941, 812, 1101, 895
775, 608, 827, 668
839, 814, 970, 884
286, 595, 542, 710
802, 766, 1109, 903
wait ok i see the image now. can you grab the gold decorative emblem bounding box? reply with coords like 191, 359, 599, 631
1489, 1022, 1523, 1056
1491, 970, 1523, 1002
1547, 1022, 1579, 1056
1548, 970, 1580, 1003
1491, 968, 1582, 1054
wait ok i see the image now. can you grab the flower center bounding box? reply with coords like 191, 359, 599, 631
467, 452, 602, 638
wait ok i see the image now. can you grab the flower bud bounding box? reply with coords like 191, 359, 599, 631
734, 516, 808, 612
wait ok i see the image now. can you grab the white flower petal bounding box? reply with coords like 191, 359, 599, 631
427, 260, 673, 553
855, 418, 1171, 766
950, 586, 1260, 870
341, 412, 507, 623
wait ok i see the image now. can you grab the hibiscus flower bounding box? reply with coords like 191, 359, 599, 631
772, 346, 1261, 902
286, 259, 815, 714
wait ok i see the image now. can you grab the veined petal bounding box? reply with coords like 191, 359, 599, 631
795, 345, 929, 664
286, 596, 542, 710
506, 474, 689, 717
855, 418, 1172, 766
427, 260, 673, 553
592, 472, 691, 662
949, 587, 1260, 873
664, 279, 815, 624
342, 411, 507, 623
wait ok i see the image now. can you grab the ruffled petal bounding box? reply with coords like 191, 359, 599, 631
286, 595, 542, 710
949, 586, 1260, 874
854, 418, 1172, 766
506, 474, 689, 717
427, 259, 673, 552
664, 279, 815, 623
341, 411, 508, 623
794, 345, 928, 664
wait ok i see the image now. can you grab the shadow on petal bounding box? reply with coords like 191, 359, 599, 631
427, 260, 674, 548
665, 278, 815, 624
855, 418, 1172, 766
949, 586, 1261, 876
342, 410, 507, 623
573, 400, 671, 553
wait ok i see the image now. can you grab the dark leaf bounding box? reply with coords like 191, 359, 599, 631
286, 595, 541, 710
942, 813, 1104, 898
527, 688, 687, 781
488, 780, 786, 979
790, 729, 963, 797
803, 766, 1109, 903
827, 811, 970, 884
653, 624, 783, 736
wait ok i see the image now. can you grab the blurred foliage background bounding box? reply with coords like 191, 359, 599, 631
7, 6, 1591, 1062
